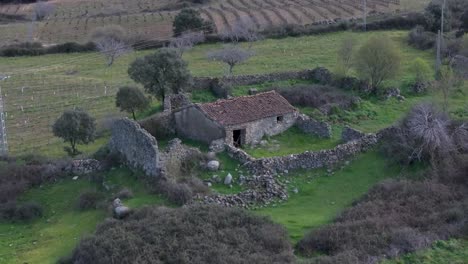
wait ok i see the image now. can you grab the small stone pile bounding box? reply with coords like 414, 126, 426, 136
65, 159, 101, 175
202, 174, 288, 208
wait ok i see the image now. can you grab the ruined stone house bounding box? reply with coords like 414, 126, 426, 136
173, 91, 298, 147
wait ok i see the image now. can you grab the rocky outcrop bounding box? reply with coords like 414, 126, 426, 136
109, 118, 161, 177
296, 114, 332, 138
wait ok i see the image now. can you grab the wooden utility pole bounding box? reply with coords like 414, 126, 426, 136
0, 77, 8, 156
363, 0, 367, 31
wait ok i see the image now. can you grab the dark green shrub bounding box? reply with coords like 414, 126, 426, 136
14, 202, 43, 221
408, 26, 436, 50
64, 205, 294, 264
77, 191, 102, 210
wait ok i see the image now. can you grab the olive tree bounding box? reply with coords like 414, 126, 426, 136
173, 8, 212, 36
115, 86, 150, 120
128, 48, 192, 102
52, 109, 96, 156
410, 58, 432, 83
207, 45, 254, 76
355, 36, 401, 91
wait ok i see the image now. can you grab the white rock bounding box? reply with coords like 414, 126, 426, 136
293, 188, 299, 194
207, 160, 220, 171
206, 152, 216, 160
114, 206, 131, 219
224, 173, 233, 185
72, 176, 79, 180
207, 182, 212, 187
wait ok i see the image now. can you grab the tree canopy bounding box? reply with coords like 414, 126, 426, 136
115, 86, 150, 120
128, 48, 192, 101
52, 109, 96, 156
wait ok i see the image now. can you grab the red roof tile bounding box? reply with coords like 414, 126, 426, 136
198, 91, 296, 126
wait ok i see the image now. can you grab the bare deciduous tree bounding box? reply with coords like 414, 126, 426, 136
336, 36, 357, 76
207, 45, 254, 76
96, 38, 132, 67
91, 25, 131, 67
169, 31, 205, 57
221, 18, 260, 48
34, 1, 55, 21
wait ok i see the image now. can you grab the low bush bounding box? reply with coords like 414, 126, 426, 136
297, 177, 468, 262
14, 202, 44, 221
1, 201, 44, 222
408, 26, 436, 50
62, 205, 294, 264
77, 190, 102, 211
0, 160, 66, 203
152, 180, 193, 206
210, 81, 232, 99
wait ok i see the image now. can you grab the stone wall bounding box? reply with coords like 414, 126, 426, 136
341, 126, 365, 142
225, 144, 255, 164
243, 134, 378, 175
192, 69, 315, 90
109, 118, 161, 177
163, 93, 192, 112
295, 114, 332, 138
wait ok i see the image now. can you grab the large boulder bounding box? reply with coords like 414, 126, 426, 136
113, 198, 131, 219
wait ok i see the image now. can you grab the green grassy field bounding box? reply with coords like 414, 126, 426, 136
255, 150, 403, 242
0, 168, 169, 264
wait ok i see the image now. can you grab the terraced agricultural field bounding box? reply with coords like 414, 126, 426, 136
0, 0, 403, 46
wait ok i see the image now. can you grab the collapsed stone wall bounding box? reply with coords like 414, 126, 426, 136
201, 174, 288, 208
242, 134, 378, 175
109, 118, 161, 177
160, 138, 203, 180
295, 114, 332, 138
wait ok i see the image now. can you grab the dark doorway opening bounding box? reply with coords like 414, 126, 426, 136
233, 129, 242, 147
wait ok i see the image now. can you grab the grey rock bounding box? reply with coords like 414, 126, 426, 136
224, 173, 233, 185
207, 160, 220, 171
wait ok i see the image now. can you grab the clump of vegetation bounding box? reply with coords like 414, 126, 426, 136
76, 190, 102, 211
408, 26, 436, 50
62, 205, 294, 264
0, 201, 44, 222
115, 86, 150, 120
52, 108, 96, 156
172, 8, 212, 36
355, 36, 401, 92
128, 48, 193, 102
380, 103, 467, 167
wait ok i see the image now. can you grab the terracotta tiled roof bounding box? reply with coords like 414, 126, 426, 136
198, 91, 296, 126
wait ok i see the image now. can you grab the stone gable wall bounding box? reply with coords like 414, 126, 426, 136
109, 118, 161, 177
